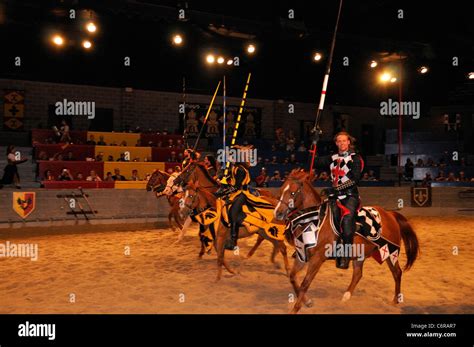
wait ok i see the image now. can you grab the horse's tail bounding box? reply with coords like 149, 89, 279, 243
391, 211, 419, 271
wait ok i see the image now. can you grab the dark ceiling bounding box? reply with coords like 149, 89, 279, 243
0, 0, 473, 107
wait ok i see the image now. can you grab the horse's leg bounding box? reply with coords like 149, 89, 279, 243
342, 258, 365, 302
173, 216, 191, 244
386, 260, 403, 305
289, 258, 313, 307
291, 254, 325, 314
245, 234, 264, 259
278, 241, 291, 276
269, 238, 282, 270
215, 231, 226, 282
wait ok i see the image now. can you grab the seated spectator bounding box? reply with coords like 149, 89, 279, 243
426, 158, 436, 167
117, 153, 129, 162
318, 171, 330, 181
367, 170, 377, 181
110, 141, 117, 146
97, 136, 107, 146
86, 135, 96, 145
38, 151, 48, 161
264, 158, 270, 166
135, 139, 141, 147
289, 153, 299, 165
283, 171, 290, 180
95, 153, 104, 162
283, 157, 289, 165
404, 158, 414, 180
255, 168, 269, 187
257, 157, 263, 166
458, 171, 469, 182
361, 172, 370, 181
104, 172, 114, 181
64, 151, 75, 161
176, 139, 184, 149
168, 151, 177, 162
120, 140, 127, 146
58, 168, 74, 181
415, 158, 424, 167
422, 173, 432, 186
167, 139, 174, 148
86, 170, 102, 182
130, 169, 141, 181
286, 130, 296, 152
177, 152, 184, 162
270, 170, 282, 181
76, 172, 84, 181
112, 168, 127, 181
107, 155, 114, 161
44, 170, 54, 181
297, 141, 307, 152
162, 129, 169, 135
446, 172, 457, 182
435, 170, 446, 181
270, 156, 278, 165
438, 158, 447, 169
54, 153, 64, 161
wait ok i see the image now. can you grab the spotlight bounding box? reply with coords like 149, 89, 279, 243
82, 40, 92, 49
247, 44, 256, 54
390, 77, 397, 83
86, 22, 97, 33
380, 72, 391, 82
206, 54, 215, 64
52, 34, 64, 46
419, 66, 429, 74
227, 59, 233, 65
313, 52, 322, 61
370, 60, 378, 68
172, 34, 183, 45
468, 72, 474, 80
217, 56, 225, 64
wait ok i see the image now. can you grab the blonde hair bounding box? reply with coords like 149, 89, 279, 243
333, 131, 356, 151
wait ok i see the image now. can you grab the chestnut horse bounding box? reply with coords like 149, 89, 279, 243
180, 180, 290, 281
146, 170, 183, 230
274, 170, 419, 314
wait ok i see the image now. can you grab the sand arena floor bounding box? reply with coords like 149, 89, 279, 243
0, 216, 473, 314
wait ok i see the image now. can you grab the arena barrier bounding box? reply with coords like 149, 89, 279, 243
1, 187, 472, 230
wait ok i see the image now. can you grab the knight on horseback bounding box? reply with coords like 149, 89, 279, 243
313, 131, 363, 269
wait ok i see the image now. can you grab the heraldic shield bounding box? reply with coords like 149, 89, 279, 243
13, 192, 36, 218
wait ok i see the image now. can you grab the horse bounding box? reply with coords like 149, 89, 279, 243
180, 180, 290, 281
274, 169, 419, 314
146, 170, 183, 230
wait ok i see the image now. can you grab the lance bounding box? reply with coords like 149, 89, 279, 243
309, 0, 344, 175
182, 76, 188, 148
220, 72, 252, 184
192, 80, 221, 151
222, 75, 227, 163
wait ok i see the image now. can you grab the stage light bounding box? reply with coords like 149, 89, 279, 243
247, 44, 256, 54
370, 60, 378, 68
419, 66, 428, 74
52, 34, 64, 46
380, 72, 391, 82
468, 72, 474, 80
82, 40, 92, 49
227, 59, 233, 65
172, 34, 183, 45
390, 77, 397, 83
86, 22, 97, 33
217, 56, 225, 64
206, 54, 215, 64
313, 52, 322, 61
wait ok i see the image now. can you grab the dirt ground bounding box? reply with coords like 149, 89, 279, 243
0, 216, 473, 314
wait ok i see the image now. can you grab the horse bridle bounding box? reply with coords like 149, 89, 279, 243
278, 178, 303, 213
182, 188, 209, 216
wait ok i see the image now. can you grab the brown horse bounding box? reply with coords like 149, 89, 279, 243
146, 170, 183, 230
274, 170, 419, 314
180, 180, 290, 281
174, 161, 276, 260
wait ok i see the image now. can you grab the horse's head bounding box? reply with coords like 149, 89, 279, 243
274, 169, 320, 221
146, 170, 169, 192
179, 180, 201, 218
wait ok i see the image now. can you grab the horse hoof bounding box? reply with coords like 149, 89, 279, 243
341, 291, 352, 302
304, 299, 313, 308
273, 262, 282, 270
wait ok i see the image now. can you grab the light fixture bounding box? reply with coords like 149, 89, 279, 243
206, 54, 215, 64
82, 40, 92, 49
419, 66, 429, 74
52, 34, 64, 46
226, 59, 233, 65
380, 72, 391, 82
217, 56, 225, 64
172, 34, 183, 45
313, 52, 322, 61
247, 44, 256, 54
390, 77, 397, 83
370, 60, 378, 68
468, 72, 474, 80
86, 22, 97, 33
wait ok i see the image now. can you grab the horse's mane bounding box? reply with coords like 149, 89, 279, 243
187, 181, 217, 205
192, 162, 219, 186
